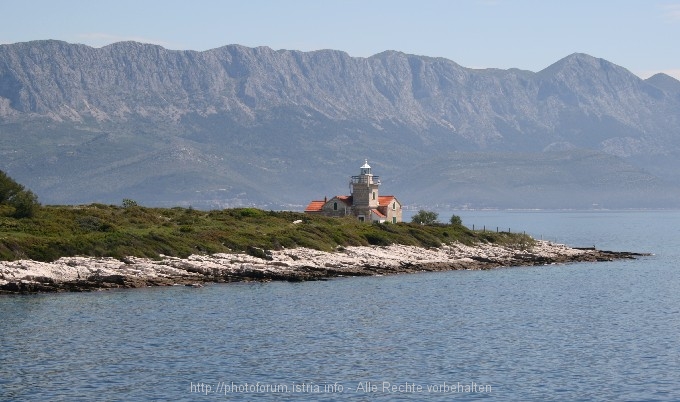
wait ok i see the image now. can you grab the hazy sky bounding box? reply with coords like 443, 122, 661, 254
2, 0, 679, 79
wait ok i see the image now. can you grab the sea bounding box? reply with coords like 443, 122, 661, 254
1, 210, 679, 401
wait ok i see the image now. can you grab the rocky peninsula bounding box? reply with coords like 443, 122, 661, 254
0, 241, 644, 294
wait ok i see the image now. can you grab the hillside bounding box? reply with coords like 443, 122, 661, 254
1, 41, 680, 208
0, 205, 514, 262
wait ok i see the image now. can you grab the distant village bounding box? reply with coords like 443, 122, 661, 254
305, 160, 403, 223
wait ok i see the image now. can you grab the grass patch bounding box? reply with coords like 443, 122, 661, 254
0, 205, 534, 262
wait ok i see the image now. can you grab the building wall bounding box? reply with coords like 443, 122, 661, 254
320, 198, 351, 217
351, 182, 379, 208
351, 205, 371, 221
382, 199, 403, 223
311, 201, 402, 223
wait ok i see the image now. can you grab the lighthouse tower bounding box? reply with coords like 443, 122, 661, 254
350, 159, 380, 219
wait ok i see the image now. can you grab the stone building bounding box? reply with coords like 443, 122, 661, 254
304, 160, 403, 223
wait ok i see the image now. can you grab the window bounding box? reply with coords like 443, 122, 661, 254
372, 191, 376, 200
333, 202, 338, 211
392, 202, 396, 210
393, 217, 397, 224
358, 216, 365, 222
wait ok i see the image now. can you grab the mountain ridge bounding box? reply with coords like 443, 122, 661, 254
1, 40, 680, 208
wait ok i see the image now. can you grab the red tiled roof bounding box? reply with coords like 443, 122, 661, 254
378, 195, 396, 207
304, 201, 325, 212
371, 209, 386, 218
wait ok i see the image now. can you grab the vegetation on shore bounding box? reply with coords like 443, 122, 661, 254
0, 171, 533, 262
0, 170, 40, 219
0, 204, 534, 262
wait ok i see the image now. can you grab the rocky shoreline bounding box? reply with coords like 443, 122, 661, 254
0, 241, 646, 294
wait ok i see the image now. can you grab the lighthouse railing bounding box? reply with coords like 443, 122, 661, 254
351, 175, 380, 185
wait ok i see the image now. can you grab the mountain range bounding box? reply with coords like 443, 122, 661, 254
1, 40, 680, 209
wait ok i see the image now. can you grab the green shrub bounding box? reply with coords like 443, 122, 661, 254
0, 170, 40, 218
76, 216, 116, 232
411, 210, 439, 225
364, 232, 391, 246
10, 190, 39, 218
0, 170, 24, 204
237, 208, 265, 218
122, 198, 138, 208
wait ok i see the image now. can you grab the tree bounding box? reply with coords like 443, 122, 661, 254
0, 170, 40, 218
0, 170, 24, 204
450, 214, 462, 226
411, 209, 439, 225
122, 198, 138, 208
11, 190, 39, 218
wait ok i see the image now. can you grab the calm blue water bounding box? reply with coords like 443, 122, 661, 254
2, 211, 680, 401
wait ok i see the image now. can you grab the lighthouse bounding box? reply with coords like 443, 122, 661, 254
304, 159, 402, 223
349, 160, 381, 221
